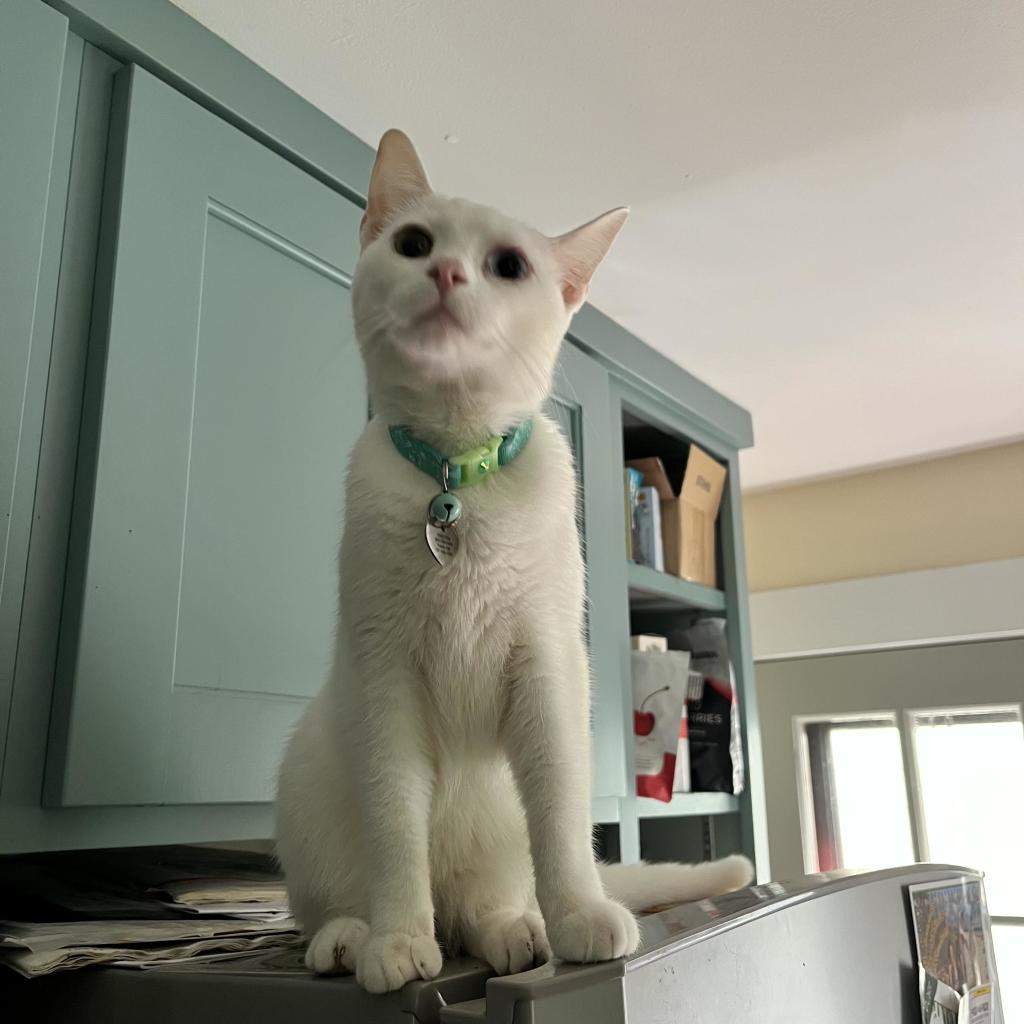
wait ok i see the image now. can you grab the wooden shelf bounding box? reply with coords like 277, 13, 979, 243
626, 563, 726, 613
636, 792, 739, 818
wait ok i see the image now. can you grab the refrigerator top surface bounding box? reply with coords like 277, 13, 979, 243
629, 862, 983, 970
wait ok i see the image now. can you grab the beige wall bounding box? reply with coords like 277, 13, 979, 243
743, 441, 1024, 592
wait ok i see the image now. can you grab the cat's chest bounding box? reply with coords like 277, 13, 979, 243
405, 505, 529, 616
381, 498, 537, 674
343, 415, 578, 680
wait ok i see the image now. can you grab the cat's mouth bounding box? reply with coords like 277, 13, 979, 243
412, 302, 464, 333
386, 301, 477, 377
389, 312, 469, 376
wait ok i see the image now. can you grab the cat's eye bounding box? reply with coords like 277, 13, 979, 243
487, 247, 530, 281
393, 225, 433, 259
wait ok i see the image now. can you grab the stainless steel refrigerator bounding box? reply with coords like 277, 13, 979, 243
12, 864, 1003, 1023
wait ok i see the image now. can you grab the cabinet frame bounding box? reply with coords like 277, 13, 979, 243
596, 378, 769, 872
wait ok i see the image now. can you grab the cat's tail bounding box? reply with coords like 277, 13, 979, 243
598, 854, 755, 913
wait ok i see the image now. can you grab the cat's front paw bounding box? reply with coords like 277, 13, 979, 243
355, 930, 443, 994
548, 899, 640, 962
473, 910, 551, 975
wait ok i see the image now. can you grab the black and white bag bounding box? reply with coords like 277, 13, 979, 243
678, 618, 744, 795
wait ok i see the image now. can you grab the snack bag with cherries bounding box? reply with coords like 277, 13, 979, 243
631, 649, 691, 802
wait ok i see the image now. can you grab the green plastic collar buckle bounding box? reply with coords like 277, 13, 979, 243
388, 419, 532, 489
449, 435, 503, 487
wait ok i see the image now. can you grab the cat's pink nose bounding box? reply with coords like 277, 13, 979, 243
428, 260, 467, 295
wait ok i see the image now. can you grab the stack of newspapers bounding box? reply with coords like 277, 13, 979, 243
0, 846, 299, 977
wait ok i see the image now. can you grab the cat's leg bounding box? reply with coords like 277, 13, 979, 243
275, 691, 370, 976
441, 850, 549, 974
433, 765, 551, 975
350, 657, 443, 993
502, 629, 640, 963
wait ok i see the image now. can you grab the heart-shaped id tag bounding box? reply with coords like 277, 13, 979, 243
425, 522, 459, 567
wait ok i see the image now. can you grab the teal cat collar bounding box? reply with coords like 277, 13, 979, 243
388, 420, 533, 489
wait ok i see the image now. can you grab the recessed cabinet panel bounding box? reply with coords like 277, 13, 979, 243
48, 66, 365, 807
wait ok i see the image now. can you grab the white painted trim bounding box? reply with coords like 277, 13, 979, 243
750, 558, 1024, 661
791, 716, 817, 873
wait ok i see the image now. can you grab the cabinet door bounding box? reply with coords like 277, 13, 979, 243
547, 343, 630, 799
47, 66, 365, 807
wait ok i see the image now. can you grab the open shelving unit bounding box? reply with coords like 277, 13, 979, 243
584, 380, 769, 876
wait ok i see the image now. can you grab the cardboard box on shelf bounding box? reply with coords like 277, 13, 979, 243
626, 445, 727, 587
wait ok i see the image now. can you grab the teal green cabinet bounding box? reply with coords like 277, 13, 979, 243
0, 0, 72, 800
2, 0, 764, 869
546, 346, 631, 800
46, 66, 366, 807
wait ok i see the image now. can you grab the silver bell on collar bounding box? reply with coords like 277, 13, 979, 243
427, 491, 463, 528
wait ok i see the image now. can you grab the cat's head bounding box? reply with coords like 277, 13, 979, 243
352, 130, 626, 434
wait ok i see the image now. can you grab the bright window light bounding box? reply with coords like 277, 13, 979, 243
909, 707, 1024, 918
799, 716, 915, 872
829, 724, 916, 871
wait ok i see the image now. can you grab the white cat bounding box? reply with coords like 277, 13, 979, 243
275, 130, 753, 994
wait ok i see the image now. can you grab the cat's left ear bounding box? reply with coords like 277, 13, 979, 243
550, 208, 629, 313
360, 129, 432, 248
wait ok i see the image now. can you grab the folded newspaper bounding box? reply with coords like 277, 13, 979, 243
0, 915, 299, 977
0, 846, 299, 978
150, 876, 289, 917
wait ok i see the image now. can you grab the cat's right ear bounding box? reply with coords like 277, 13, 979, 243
551, 207, 629, 313
360, 130, 432, 248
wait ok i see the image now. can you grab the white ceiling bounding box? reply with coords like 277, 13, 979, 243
171, 0, 1024, 490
